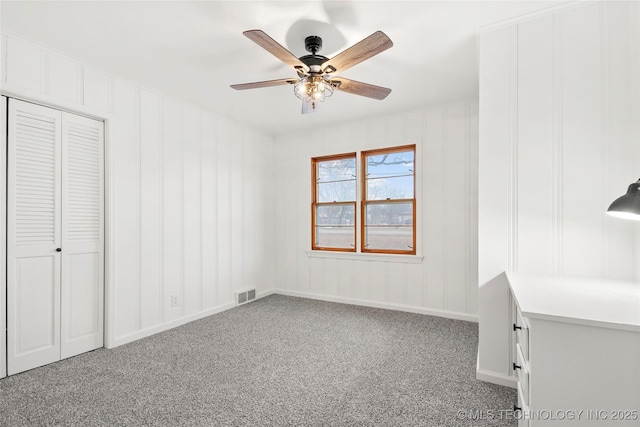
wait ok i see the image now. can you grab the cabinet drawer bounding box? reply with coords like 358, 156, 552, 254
515, 344, 529, 406
517, 382, 530, 427
514, 309, 530, 361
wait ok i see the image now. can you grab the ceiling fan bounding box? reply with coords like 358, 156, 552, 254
230, 29, 393, 114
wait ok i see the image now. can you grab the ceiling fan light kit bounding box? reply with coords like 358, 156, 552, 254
294, 75, 334, 111
231, 29, 393, 114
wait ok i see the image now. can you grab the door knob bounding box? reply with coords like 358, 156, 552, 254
56, 248, 62, 252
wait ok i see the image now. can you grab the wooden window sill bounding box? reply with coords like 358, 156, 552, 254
305, 250, 424, 264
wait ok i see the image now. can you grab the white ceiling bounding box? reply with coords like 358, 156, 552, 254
1, 0, 569, 137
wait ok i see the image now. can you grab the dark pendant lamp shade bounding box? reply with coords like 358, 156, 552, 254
607, 179, 640, 221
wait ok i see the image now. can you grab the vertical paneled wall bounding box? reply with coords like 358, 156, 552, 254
1, 32, 275, 347
274, 101, 479, 320
477, 1, 640, 383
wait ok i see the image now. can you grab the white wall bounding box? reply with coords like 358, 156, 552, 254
0, 32, 275, 349
477, 1, 640, 385
274, 101, 479, 321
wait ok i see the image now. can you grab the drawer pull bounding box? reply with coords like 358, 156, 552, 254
513, 362, 522, 371
513, 323, 522, 331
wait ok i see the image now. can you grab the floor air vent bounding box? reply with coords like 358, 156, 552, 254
236, 289, 256, 306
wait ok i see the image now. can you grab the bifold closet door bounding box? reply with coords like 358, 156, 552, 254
7, 100, 63, 375
7, 98, 104, 375
60, 112, 104, 359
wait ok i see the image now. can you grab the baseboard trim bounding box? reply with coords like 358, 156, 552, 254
256, 289, 276, 299
109, 301, 235, 348
476, 365, 517, 389
108, 289, 477, 349
108, 291, 278, 349
271, 289, 479, 323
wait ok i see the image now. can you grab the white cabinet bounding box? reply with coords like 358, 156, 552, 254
0, 96, 6, 379
512, 301, 531, 427
6, 98, 104, 375
508, 273, 640, 426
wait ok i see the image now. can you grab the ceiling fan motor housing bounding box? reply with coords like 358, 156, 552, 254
305, 35, 322, 54
299, 36, 328, 70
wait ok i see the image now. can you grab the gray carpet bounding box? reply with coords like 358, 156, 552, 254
0, 295, 516, 426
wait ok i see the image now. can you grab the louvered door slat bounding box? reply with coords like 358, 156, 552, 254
15, 152, 55, 164
15, 131, 57, 144
16, 152, 56, 161
16, 123, 56, 135
16, 127, 56, 139
67, 154, 98, 164
14, 190, 54, 198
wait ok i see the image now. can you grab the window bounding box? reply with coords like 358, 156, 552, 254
361, 146, 415, 254
311, 153, 357, 252
311, 144, 416, 255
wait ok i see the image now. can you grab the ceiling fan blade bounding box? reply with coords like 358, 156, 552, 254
322, 31, 393, 74
243, 30, 310, 73
332, 78, 391, 100
230, 78, 297, 90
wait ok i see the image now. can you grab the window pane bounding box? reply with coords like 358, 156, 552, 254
317, 158, 356, 182
366, 150, 414, 179
315, 227, 355, 249
364, 202, 413, 251
316, 157, 356, 203
363, 226, 413, 251
317, 181, 356, 202
366, 175, 413, 200
365, 149, 413, 200
316, 204, 355, 225
314, 204, 355, 249
365, 202, 413, 226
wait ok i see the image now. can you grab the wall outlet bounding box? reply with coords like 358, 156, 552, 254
170, 295, 179, 307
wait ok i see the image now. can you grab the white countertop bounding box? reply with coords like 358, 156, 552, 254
506, 272, 640, 332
